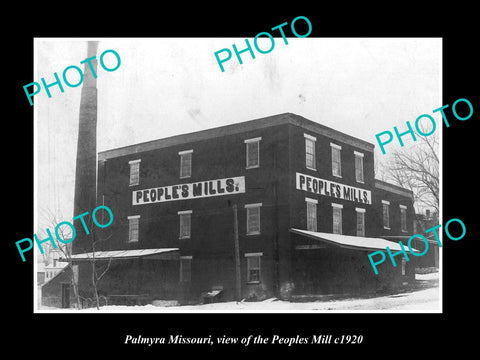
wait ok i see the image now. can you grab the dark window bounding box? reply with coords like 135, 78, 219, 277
245, 138, 261, 168
180, 257, 192, 282
179, 211, 192, 239
246, 255, 261, 283
129, 160, 141, 186
179, 151, 192, 178
305, 137, 316, 169
128, 216, 140, 242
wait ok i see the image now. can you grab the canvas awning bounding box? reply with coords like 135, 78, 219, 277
290, 228, 418, 253
63, 248, 180, 262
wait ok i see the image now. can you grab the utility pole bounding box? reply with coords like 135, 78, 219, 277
272, 146, 280, 298
232, 204, 241, 302
272, 180, 280, 298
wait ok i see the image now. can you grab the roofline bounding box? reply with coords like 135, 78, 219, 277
381, 235, 439, 244
290, 228, 417, 253
374, 179, 414, 199
98, 113, 375, 161
40, 264, 71, 287
65, 248, 180, 261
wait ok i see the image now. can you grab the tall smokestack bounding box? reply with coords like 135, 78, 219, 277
72, 41, 98, 254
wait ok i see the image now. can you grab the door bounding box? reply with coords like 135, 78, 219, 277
61, 283, 70, 308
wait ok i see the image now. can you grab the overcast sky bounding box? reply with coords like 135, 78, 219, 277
35, 37, 442, 230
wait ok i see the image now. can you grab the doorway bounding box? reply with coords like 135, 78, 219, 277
61, 283, 70, 308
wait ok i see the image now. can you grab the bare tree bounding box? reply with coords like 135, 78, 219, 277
84, 232, 112, 310
38, 207, 82, 309
38, 207, 113, 310
382, 120, 439, 213
374, 151, 387, 181
79, 211, 113, 310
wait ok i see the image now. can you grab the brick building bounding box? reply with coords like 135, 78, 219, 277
56, 113, 416, 306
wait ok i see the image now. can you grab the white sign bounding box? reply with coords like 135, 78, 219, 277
133, 176, 245, 205
296, 172, 372, 204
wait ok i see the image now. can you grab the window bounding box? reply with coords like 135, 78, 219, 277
245, 203, 262, 235
354, 151, 364, 183
401, 257, 406, 276
128, 215, 140, 243
178, 210, 192, 239
356, 208, 366, 237
400, 205, 407, 232
245, 137, 261, 169
180, 256, 192, 282
332, 203, 343, 234
305, 197, 318, 232
179, 150, 193, 178
245, 253, 262, 283
331, 143, 342, 177
129, 159, 141, 186
382, 200, 390, 229
304, 133, 316, 170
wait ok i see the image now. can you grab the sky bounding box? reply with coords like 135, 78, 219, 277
34, 37, 442, 232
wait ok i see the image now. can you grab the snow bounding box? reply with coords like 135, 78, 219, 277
37, 273, 440, 313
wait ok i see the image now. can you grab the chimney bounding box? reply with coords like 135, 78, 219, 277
72, 41, 98, 254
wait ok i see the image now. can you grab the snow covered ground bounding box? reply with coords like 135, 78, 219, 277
38, 272, 440, 313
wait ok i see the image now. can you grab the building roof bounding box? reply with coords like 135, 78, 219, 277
45, 262, 69, 270
374, 179, 414, 200
41, 264, 71, 287
381, 235, 439, 244
66, 248, 179, 262
98, 113, 375, 161
290, 228, 418, 253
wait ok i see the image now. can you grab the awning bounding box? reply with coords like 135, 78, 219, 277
381, 234, 440, 244
290, 228, 418, 253
63, 248, 180, 262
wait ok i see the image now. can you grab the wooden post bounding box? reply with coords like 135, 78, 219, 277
232, 204, 241, 302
